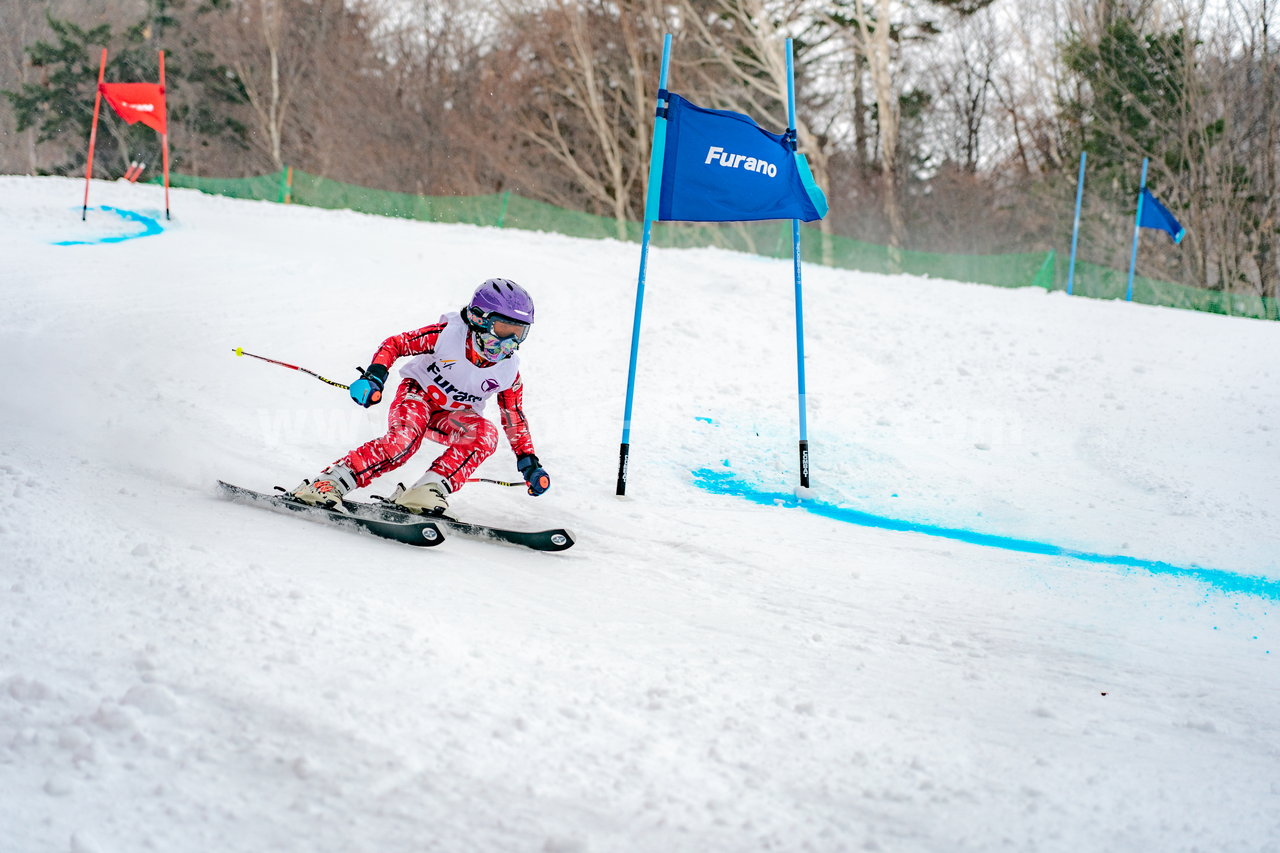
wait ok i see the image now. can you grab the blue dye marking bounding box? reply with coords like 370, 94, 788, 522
53, 206, 164, 246
695, 416, 718, 425
692, 467, 1280, 601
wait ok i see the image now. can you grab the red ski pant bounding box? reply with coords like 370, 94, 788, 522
335, 379, 499, 493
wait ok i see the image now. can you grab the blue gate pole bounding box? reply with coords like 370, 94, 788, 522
1066, 152, 1086, 295
1125, 157, 1149, 302
616, 33, 672, 496
786, 39, 810, 488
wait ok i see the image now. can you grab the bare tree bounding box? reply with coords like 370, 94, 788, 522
1226, 0, 1279, 309
852, 0, 906, 260
213, 0, 292, 170
926, 10, 1003, 173
373, 0, 494, 196
484, 0, 666, 237
207, 0, 376, 174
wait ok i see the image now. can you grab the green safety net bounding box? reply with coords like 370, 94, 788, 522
160, 169, 1276, 321
1060, 261, 1276, 320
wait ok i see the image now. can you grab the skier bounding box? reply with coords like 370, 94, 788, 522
290, 278, 551, 516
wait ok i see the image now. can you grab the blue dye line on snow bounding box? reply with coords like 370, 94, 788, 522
692, 467, 1280, 601
53, 206, 164, 246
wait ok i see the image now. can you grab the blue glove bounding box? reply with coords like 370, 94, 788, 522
517, 454, 550, 496
349, 364, 387, 408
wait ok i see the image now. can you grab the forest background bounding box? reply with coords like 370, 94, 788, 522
1, 0, 1276, 302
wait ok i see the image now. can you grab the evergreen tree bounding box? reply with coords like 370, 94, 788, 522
2, 15, 150, 175
3, 2, 246, 177
1061, 17, 1196, 171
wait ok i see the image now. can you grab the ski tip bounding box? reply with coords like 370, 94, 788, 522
552, 531, 575, 551
539, 529, 576, 552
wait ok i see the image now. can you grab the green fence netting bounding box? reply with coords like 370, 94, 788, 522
1060, 261, 1276, 320
161, 169, 1275, 321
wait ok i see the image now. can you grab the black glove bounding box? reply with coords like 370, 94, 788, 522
517, 454, 550, 496
349, 364, 388, 408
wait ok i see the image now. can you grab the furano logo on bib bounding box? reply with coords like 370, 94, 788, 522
703, 146, 778, 177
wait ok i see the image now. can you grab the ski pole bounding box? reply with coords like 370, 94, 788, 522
466, 477, 523, 487
232, 347, 350, 390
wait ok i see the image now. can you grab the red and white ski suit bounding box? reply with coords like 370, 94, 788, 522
332, 319, 536, 493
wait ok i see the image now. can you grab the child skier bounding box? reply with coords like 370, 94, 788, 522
290, 278, 551, 516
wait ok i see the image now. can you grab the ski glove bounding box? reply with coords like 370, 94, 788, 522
517, 454, 551, 496
349, 364, 388, 408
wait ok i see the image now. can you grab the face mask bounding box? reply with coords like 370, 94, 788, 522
474, 329, 520, 361
464, 306, 530, 361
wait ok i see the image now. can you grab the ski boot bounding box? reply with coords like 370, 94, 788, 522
392, 475, 450, 516
290, 464, 356, 509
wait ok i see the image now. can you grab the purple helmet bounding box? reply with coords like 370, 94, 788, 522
462, 278, 534, 361
467, 278, 534, 325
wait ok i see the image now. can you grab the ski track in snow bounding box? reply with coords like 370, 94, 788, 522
1, 176, 1278, 853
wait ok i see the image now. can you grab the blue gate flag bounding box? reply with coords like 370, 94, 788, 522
657, 92, 828, 223
1139, 188, 1185, 243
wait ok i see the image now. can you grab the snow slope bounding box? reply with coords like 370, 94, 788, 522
1, 175, 1277, 853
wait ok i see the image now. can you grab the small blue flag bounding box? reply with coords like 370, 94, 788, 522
657, 92, 828, 223
1139, 188, 1185, 244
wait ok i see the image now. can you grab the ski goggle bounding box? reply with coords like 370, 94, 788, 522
465, 306, 531, 343
489, 317, 530, 342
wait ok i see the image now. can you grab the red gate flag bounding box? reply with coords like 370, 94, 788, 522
82, 49, 171, 221
100, 82, 167, 134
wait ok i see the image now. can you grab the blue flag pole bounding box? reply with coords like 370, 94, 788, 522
1066, 152, 1086, 295
616, 33, 672, 496
1125, 157, 1149, 302
785, 39, 811, 488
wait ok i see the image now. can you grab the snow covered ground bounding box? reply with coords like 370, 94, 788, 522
1, 175, 1277, 853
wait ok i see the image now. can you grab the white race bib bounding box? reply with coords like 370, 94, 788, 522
399, 313, 519, 415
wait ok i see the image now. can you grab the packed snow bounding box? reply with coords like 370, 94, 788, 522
1, 175, 1277, 853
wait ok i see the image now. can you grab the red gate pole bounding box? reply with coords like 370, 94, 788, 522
82, 48, 107, 221
159, 50, 171, 220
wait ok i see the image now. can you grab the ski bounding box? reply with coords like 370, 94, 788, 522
433, 515, 575, 552
216, 480, 445, 547
368, 490, 576, 552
